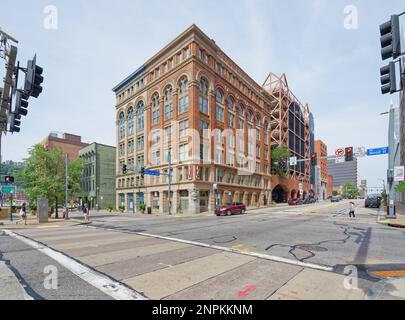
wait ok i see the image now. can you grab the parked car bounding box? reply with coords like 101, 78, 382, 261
365, 195, 382, 208
331, 196, 341, 203
296, 198, 305, 205
303, 198, 316, 205
288, 199, 299, 206
215, 203, 246, 216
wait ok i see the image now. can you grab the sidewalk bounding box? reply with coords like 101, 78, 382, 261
379, 215, 405, 228
0, 261, 31, 300
0, 214, 81, 230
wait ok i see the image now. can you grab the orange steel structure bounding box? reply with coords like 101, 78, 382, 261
263, 72, 312, 202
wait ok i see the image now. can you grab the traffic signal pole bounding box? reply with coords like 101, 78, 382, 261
387, 106, 397, 218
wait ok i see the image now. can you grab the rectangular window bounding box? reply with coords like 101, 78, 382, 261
185, 47, 190, 59
137, 155, 144, 168
137, 136, 144, 150
216, 106, 224, 122
165, 104, 173, 119
179, 96, 189, 113
177, 52, 183, 64
152, 151, 160, 166
199, 96, 208, 114
151, 131, 160, 145
179, 144, 188, 162
152, 110, 160, 125
164, 126, 172, 143
179, 120, 189, 138
229, 113, 235, 128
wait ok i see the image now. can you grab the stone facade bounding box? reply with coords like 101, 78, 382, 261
79, 143, 116, 210
113, 25, 275, 214
315, 140, 328, 200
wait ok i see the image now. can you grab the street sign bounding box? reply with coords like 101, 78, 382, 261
394, 166, 405, 182
144, 170, 161, 177
335, 149, 345, 157
290, 157, 297, 166
1, 185, 14, 194
367, 147, 389, 156
354, 147, 366, 158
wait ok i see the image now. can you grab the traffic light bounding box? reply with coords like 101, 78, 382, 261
9, 113, 21, 133
24, 55, 44, 98
5, 176, 15, 184
345, 147, 354, 162
380, 62, 397, 95
311, 153, 318, 166
380, 15, 401, 60
122, 164, 127, 174
140, 167, 145, 178
15, 91, 29, 116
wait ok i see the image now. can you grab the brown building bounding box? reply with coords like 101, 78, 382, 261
113, 25, 279, 214
315, 140, 328, 200
327, 175, 334, 198
263, 73, 313, 202
41, 132, 89, 161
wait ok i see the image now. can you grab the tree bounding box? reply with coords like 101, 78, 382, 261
341, 183, 360, 199
17, 145, 83, 217
271, 146, 291, 178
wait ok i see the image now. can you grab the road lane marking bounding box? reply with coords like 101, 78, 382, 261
3, 230, 147, 300
370, 270, 405, 279
83, 225, 334, 272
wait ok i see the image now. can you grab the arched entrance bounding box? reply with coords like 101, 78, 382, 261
272, 185, 287, 203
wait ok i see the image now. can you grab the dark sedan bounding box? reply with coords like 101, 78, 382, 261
365, 196, 381, 208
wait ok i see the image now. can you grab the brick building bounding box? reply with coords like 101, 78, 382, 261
41, 132, 89, 161
113, 25, 277, 214
315, 140, 328, 200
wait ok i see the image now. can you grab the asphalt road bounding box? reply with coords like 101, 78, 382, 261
87, 201, 405, 270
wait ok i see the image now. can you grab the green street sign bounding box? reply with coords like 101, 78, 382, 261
1, 186, 14, 194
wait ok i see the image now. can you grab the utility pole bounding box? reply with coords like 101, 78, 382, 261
387, 105, 397, 218
65, 154, 69, 220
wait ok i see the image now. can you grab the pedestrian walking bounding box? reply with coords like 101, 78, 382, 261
83, 203, 90, 223
62, 206, 68, 219
16, 203, 28, 225
349, 201, 356, 219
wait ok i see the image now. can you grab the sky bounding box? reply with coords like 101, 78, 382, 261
1, 0, 404, 189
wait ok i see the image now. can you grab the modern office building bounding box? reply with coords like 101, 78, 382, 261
328, 158, 358, 188
113, 25, 279, 214
79, 143, 116, 210
41, 132, 89, 161
315, 140, 328, 200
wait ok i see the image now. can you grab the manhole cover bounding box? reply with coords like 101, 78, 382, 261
298, 245, 328, 252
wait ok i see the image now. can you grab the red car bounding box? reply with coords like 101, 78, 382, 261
288, 199, 299, 206
215, 203, 246, 216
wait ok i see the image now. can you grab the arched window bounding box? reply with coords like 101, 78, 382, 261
136, 101, 144, 131
227, 97, 234, 111
255, 116, 261, 140
216, 89, 224, 122
199, 79, 209, 114
246, 111, 253, 123
127, 107, 134, 136
237, 105, 244, 130
227, 97, 235, 128
178, 77, 189, 113
263, 121, 269, 144
152, 94, 160, 125
119, 112, 125, 139
164, 86, 173, 120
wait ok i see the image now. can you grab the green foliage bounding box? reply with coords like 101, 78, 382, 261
395, 182, 405, 193
29, 203, 37, 211
341, 183, 359, 199
106, 204, 114, 211
381, 191, 388, 205
332, 191, 339, 196
139, 203, 146, 212
0, 161, 25, 177
271, 146, 291, 178
118, 205, 125, 211
17, 144, 83, 206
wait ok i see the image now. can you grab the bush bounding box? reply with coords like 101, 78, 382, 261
118, 205, 125, 211
139, 203, 147, 212
29, 203, 37, 211
106, 204, 114, 211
